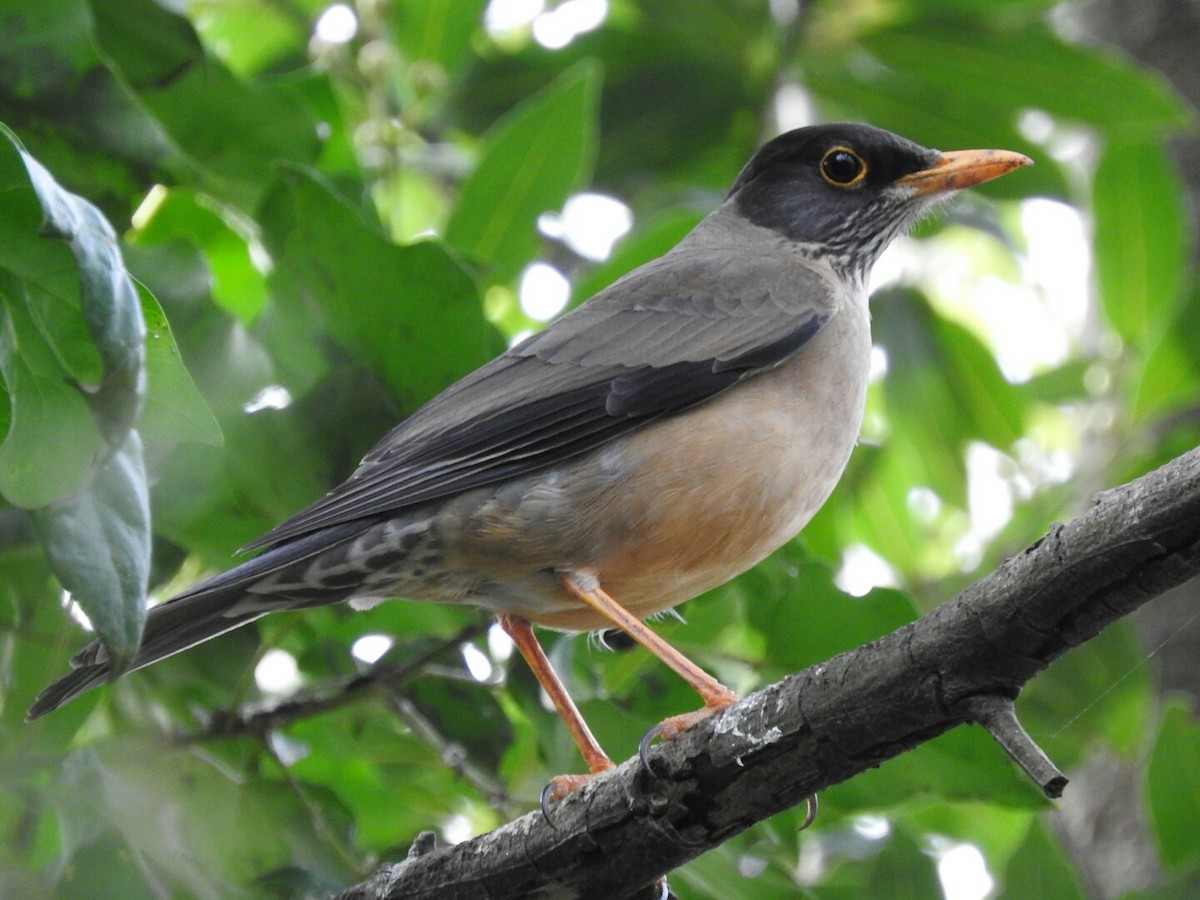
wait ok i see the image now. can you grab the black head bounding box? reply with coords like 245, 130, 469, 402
730, 123, 1030, 278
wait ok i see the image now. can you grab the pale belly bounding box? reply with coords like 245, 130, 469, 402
443, 299, 872, 631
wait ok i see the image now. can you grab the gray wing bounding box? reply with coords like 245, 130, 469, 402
248, 248, 839, 549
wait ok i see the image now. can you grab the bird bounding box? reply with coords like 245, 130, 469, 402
30, 123, 1030, 798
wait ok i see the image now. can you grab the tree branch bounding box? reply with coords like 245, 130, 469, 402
334, 445, 1200, 900
182, 624, 488, 741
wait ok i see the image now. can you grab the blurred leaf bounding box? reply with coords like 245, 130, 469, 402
31, 431, 149, 674
0, 0, 180, 212
393, 0, 489, 72
446, 61, 600, 282
1147, 701, 1200, 871
138, 282, 222, 447
54, 836, 159, 900
0, 126, 148, 505
153, 409, 329, 560
407, 676, 513, 770
1131, 331, 1200, 426
739, 551, 919, 673
261, 165, 501, 409
1093, 139, 1190, 354
0, 550, 95, 737
862, 19, 1189, 136
87, 0, 320, 210
864, 829, 942, 898
672, 827, 805, 899
1017, 621, 1152, 769
186, 0, 309, 77
52, 736, 356, 896
287, 707, 479, 851
1131, 280, 1200, 431
905, 801, 1030, 870
806, 13, 1188, 203
457, 3, 764, 190
1021, 360, 1089, 405
129, 188, 268, 322
825, 725, 1048, 813
996, 818, 1086, 899
0, 284, 106, 507
0, 128, 150, 668
873, 288, 1024, 509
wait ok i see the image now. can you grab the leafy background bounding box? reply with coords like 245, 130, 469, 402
1, 0, 1198, 897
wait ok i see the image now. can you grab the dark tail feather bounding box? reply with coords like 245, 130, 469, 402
26, 583, 267, 720
26, 522, 375, 720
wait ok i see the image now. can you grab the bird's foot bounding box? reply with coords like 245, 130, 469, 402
636, 698, 821, 832
542, 772, 597, 804
539, 761, 615, 825
638, 691, 738, 770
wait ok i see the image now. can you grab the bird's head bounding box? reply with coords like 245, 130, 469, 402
729, 123, 1032, 278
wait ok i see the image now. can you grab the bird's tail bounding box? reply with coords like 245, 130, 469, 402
27, 582, 269, 720
27, 521, 376, 720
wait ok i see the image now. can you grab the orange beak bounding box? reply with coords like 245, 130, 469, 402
896, 148, 1033, 196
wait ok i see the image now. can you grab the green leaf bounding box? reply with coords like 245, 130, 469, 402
872, 288, 1024, 509
0, 142, 102, 386
0, 0, 181, 208
87, 0, 320, 210
1131, 331, 1200, 425
1147, 701, 1200, 871
393, 0, 489, 73
31, 431, 149, 674
0, 129, 150, 668
806, 15, 1189, 202
673, 830, 806, 899
261, 166, 502, 409
17, 138, 146, 441
184, 0, 307, 78
445, 61, 600, 282
1093, 139, 1190, 352
1021, 360, 1089, 405
996, 819, 1086, 899
1017, 622, 1152, 769
864, 829, 943, 898
862, 20, 1190, 137
739, 548, 919, 673
0, 281, 106, 507
825, 725, 1048, 813
137, 282, 222, 447
128, 188, 268, 323
51, 736, 356, 895
0, 126, 147, 505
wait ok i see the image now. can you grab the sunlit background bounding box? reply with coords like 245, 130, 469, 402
11, 0, 1193, 896
220, 2, 1112, 896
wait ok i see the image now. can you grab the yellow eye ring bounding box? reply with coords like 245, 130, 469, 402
819, 146, 868, 187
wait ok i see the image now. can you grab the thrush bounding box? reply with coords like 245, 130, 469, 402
30, 123, 1030, 796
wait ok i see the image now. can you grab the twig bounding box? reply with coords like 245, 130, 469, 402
182, 623, 488, 741
960, 694, 1068, 798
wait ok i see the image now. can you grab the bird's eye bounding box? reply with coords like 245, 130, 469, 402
820, 147, 868, 187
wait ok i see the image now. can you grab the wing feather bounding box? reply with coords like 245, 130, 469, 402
247, 242, 840, 549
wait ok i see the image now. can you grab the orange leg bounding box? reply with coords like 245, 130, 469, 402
559, 571, 739, 740
497, 613, 614, 796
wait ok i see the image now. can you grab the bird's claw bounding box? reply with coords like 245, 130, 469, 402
638, 709, 818, 833
799, 793, 818, 830
538, 773, 597, 827
638, 722, 666, 772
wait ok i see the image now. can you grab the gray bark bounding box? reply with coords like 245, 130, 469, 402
334, 444, 1200, 899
